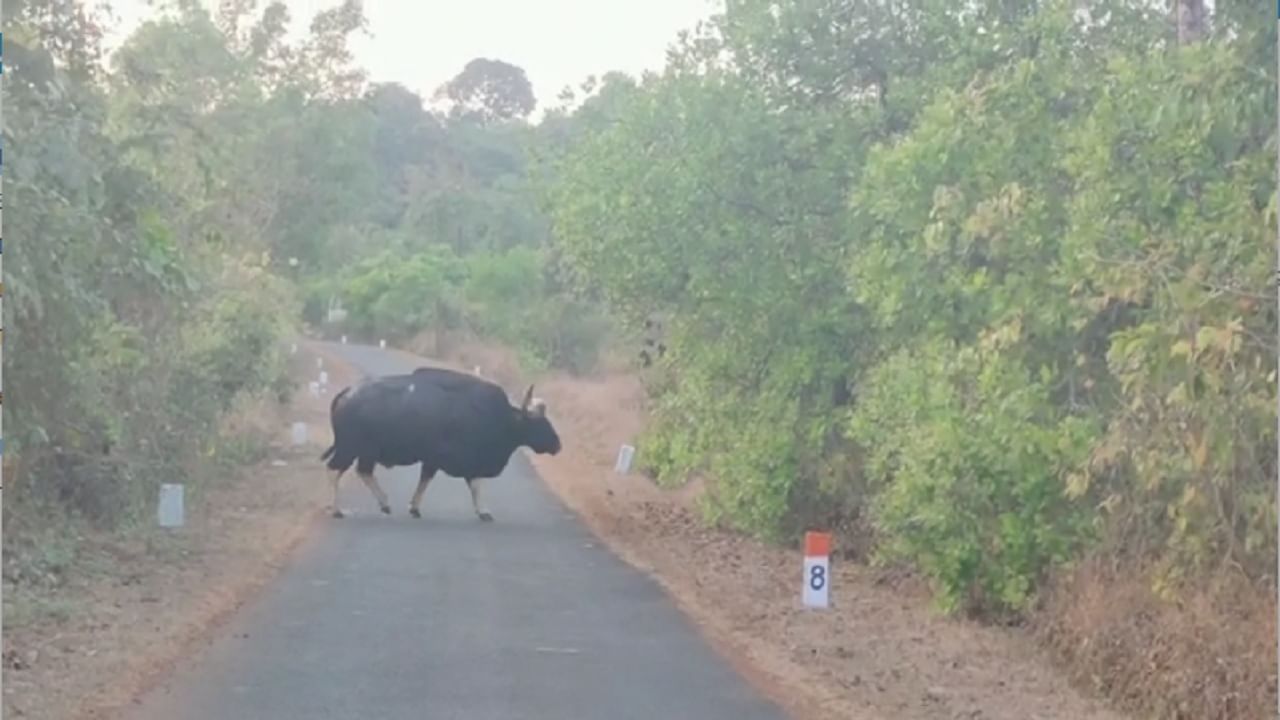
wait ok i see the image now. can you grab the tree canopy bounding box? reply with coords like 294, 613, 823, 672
435, 57, 537, 123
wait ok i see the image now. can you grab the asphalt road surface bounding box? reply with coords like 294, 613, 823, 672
125, 342, 787, 720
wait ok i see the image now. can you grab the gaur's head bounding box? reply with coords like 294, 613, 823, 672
516, 385, 562, 455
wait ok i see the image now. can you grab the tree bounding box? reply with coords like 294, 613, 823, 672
1175, 0, 1206, 44
360, 82, 444, 225
435, 57, 536, 123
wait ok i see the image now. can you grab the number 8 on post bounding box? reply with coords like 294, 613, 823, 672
802, 531, 831, 609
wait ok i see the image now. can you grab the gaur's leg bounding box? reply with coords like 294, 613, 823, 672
356, 457, 392, 515
466, 477, 493, 522
409, 465, 436, 518
329, 467, 347, 518
327, 449, 357, 519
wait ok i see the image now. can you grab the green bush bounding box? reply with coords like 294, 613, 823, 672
1057, 43, 1277, 592
165, 268, 296, 449
332, 243, 608, 374
850, 342, 1098, 614
337, 246, 464, 341
459, 247, 610, 373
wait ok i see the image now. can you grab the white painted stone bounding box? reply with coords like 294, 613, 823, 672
158, 484, 185, 528
614, 445, 635, 474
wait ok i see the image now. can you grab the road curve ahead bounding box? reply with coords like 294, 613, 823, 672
125, 343, 787, 720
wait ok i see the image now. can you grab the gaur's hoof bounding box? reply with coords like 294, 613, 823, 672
409, 507, 422, 518
380, 505, 392, 515
478, 512, 494, 522
332, 509, 345, 519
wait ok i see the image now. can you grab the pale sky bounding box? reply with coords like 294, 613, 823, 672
102, 0, 721, 118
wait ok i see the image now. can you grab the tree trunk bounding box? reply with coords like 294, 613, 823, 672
1175, 0, 1206, 44
433, 297, 446, 357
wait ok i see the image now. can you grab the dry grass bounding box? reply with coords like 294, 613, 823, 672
1035, 559, 1277, 720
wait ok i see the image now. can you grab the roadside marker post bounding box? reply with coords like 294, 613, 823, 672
614, 444, 635, 474
341, 335, 348, 344
802, 531, 832, 609
291, 422, 308, 446
308, 381, 320, 398
158, 484, 185, 529
379, 339, 386, 349
318, 370, 329, 388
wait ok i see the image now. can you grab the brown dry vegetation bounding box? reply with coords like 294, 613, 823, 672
2, 343, 355, 720
1035, 561, 1276, 720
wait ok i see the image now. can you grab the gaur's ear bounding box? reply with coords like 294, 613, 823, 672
520, 384, 534, 412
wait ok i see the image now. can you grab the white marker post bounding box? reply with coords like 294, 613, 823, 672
308, 381, 321, 398
379, 339, 386, 349
291, 422, 308, 446
614, 444, 635, 474
290, 342, 298, 355
318, 370, 329, 388
802, 531, 831, 609
158, 484, 185, 529
473, 365, 482, 376
341, 335, 348, 344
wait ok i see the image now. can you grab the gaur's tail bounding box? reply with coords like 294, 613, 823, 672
318, 385, 353, 463
328, 384, 352, 416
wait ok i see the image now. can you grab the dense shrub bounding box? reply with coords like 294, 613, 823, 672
328, 245, 609, 374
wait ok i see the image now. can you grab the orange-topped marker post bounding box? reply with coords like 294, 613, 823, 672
802, 531, 832, 609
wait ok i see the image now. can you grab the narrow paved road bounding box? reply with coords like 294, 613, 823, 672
126, 343, 787, 720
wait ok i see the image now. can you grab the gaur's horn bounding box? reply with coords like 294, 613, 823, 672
521, 384, 535, 412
